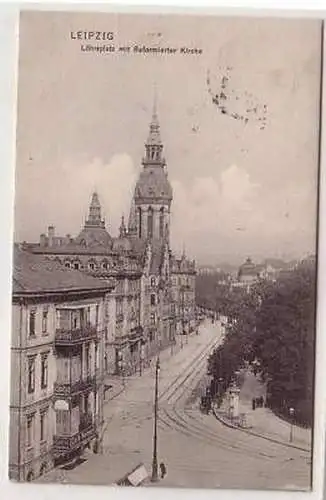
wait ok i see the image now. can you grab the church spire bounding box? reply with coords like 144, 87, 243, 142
85, 191, 105, 229
128, 199, 137, 237
119, 215, 127, 237
143, 91, 165, 166
182, 242, 186, 259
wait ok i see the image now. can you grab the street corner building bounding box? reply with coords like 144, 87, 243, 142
9, 105, 197, 481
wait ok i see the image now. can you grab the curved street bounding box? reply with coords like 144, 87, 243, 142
39, 319, 311, 490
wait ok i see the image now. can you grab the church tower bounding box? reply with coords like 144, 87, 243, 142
129, 99, 173, 244
84, 191, 105, 229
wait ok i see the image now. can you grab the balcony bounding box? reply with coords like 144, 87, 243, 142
53, 375, 96, 398
55, 324, 98, 346
53, 424, 96, 457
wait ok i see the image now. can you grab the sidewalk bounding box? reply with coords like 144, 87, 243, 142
214, 370, 312, 452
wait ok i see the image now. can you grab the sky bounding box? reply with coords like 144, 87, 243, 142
14, 11, 322, 265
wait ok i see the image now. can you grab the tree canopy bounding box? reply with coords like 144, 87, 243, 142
203, 261, 316, 427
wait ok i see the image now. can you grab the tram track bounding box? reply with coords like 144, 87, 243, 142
115, 328, 222, 427
156, 336, 311, 465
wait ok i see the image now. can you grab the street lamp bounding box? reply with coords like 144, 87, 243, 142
139, 339, 145, 376
117, 350, 125, 388
217, 377, 224, 404
289, 407, 295, 443
151, 356, 160, 482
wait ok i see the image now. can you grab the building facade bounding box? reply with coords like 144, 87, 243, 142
9, 248, 115, 481
22, 103, 197, 377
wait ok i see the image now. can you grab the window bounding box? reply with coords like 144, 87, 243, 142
73, 262, 80, 270
95, 305, 99, 326
29, 309, 36, 337
159, 207, 164, 238
27, 357, 35, 394
65, 261, 71, 269
138, 208, 142, 238
26, 414, 34, 447
151, 277, 156, 287
102, 261, 108, 270
95, 344, 98, 370
40, 411, 47, 442
147, 207, 153, 238
151, 313, 155, 325
56, 410, 70, 435
89, 262, 95, 270
151, 294, 156, 306
42, 308, 48, 334
85, 345, 90, 375
116, 299, 123, 316
41, 354, 48, 389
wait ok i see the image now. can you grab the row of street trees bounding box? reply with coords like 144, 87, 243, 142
198, 259, 316, 427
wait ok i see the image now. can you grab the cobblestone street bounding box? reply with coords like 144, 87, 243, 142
39, 320, 312, 490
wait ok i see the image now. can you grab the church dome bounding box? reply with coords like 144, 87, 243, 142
238, 257, 258, 278
75, 227, 113, 249
112, 236, 132, 253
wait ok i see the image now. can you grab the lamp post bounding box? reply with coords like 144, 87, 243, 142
151, 356, 160, 482
217, 377, 224, 406
289, 407, 295, 443
139, 340, 145, 376
117, 350, 125, 388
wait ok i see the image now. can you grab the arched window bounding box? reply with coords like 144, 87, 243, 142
138, 207, 142, 238
88, 261, 96, 271
147, 207, 153, 239
159, 207, 164, 238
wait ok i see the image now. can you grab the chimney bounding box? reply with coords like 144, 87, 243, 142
48, 226, 55, 247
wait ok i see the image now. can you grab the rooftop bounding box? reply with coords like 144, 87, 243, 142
13, 246, 115, 295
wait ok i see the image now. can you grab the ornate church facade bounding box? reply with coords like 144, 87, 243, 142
24, 104, 197, 377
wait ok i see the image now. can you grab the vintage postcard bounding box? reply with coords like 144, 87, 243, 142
9, 9, 322, 492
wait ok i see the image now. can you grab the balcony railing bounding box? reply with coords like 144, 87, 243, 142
55, 324, 98, 345
53, 375, 96, 398
53, 424, 96, 457
79, 413, 93, 431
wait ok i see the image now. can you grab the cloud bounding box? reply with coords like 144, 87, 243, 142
170, 164, 260, 256
14, 154, 138, 240
14, 158, 316, 264
170, 164, 316, 262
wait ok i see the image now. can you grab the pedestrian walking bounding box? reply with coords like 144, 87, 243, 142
252, 398, 256, 410
160, 462, 167, 479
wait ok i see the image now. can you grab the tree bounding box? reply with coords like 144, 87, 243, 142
207, 260, 316, 427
